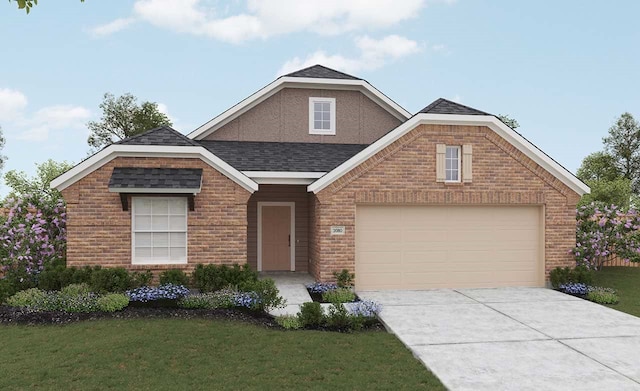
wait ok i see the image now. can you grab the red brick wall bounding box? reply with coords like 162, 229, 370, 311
310, 124, 581, 283
61, 157, 252, 274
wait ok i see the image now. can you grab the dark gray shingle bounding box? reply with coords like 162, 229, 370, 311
109, 167, 203, 190
199, 140, 367, 172
419, 98, 491, 116
284, 64, 361, 80
116, 126, 200, 146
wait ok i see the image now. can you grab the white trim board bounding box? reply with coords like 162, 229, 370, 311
307, 114, 590, 196
109, 188, 201, 194
242, 171, 325, 185
257, 202, 295, 272
50, 144, 259, 193
188, 77, 411, 140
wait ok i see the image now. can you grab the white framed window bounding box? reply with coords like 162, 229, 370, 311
309, 97, 336, 135
445, 146, 461, 182
132, 197, 187, 265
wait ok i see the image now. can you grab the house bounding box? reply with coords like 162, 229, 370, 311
51, 65, 589, 290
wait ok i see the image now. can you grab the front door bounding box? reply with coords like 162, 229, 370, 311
261, 205, 292, 271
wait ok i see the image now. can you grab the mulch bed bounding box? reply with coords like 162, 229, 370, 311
0, 306, 279, 328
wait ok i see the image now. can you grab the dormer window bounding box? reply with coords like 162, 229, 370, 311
309, 97, 336, 135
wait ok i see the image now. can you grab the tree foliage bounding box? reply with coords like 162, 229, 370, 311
576, 152, 622, 182
497, 114, 519, 129
578, 178, 632, 209
10, 0, 84, 14
87, 93, 172, 150
4, 159, 74, 203
603, 112, 640, 191
0, 125, 6, 172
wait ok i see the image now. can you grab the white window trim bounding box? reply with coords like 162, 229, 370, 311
445, 145, 461, 183
308, 97, 336, 135
257, 202, 295, 272
131, 196, 188, 265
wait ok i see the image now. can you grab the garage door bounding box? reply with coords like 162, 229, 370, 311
355, 205, 543, 290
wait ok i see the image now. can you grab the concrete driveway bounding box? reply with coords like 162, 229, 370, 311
358, 287, 640, 391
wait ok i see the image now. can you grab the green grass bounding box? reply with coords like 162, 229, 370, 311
0, 318, 444, 390
593, 267, 640, 317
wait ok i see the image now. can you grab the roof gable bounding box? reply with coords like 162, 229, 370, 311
108, 167, 203, 193
419, 98, 491, 116
117, 126, 200, 146
284, 64, 361, 80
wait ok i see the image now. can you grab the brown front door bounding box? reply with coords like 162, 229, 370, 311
261, 205, 291, 271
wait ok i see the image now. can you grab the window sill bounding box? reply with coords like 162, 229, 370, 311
132, 260, 188, 265
309, 130, 336, 136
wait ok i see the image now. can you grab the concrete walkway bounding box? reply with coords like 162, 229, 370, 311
263, 272, 315, 316
359, 287, 640, 391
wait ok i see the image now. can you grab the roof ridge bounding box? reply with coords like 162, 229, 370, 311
283, 64, 361, 80
117, 125, 200, 146
419, 98, 492, 116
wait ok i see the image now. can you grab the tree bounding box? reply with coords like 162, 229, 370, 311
603, 112, 640, 191
578, 178, 632, 209
87, 93, 172, 150
0, 126, 6, 172
497, 114, 519, 129
10, 0, 84, 14
576, 152, 622, 182
4, 159, 74, 203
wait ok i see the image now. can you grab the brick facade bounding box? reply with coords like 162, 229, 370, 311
310, 124, 581, 283
62, 157, 251, 274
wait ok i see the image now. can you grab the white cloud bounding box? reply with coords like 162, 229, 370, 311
0, 88, 28, 122
92, 0, 452, 43
450, 94, 462, 103
90, 18, 136, 37
278, 35, 421, 75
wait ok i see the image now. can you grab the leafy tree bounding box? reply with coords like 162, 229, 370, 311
578, 178, 632, 209
4, 159, 74, 203
87, 93, 172, 150
0, 125, 6, 172
497, 114, 519, 129
10, 0, 84, 14
576, 152, 622, 182
603, 112, 640, 191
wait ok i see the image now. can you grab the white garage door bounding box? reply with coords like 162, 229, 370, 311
355, 205, 543, 290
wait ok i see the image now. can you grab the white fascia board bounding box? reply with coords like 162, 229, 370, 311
50, 145, 259, 193
242, 171, 326, 186
188, 77, 411, 140
308, 114, 590, 196
109, 188, 201, 194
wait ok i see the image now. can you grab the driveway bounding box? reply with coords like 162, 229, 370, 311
358, 287, 640, 391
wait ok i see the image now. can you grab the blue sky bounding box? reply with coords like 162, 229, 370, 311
1, 0, 639, 194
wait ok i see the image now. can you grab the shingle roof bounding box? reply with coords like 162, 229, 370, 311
284, 64, 361, 80
419, 98, 491, 116
199, 140, 368, 172
109, 167, 203, 190
116, 126, 200, 146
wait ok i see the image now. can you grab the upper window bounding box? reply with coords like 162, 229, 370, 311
309, 97, 336, 135
445, 146, 460, 182
132, 197, 187, 265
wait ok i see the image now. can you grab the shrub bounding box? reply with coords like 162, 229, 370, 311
558, 282, 589, 296
159, 269, 190, 286
130, 270, 153, 288
276, 315, 302, 330
325, 303, 352, 330
57, 292, 100, 313
306, 282, 338, 294
38, 264, 98, 291
90, 267, 132, 293
298, 302, 324, 328
586, 287, 619, 304
322, 288, 356, 304
549, 266, 593, 289
178, 293, 217, 309
192, 264, 258, 293
60, 283, 91, 297
242, 278, 285, 311
6, 288, 48, 308
0, 278, 18, 304
126, 284, 190, 302
348, 300, 381, 318
97, 293, 130, 312
333, 269, 354, 288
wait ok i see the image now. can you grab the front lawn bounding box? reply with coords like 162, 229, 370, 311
0, 318, 444, 390
593, 267, 640, 317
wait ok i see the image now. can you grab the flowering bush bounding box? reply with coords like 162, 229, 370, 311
586, 287, 619, 304
306, 282, 338, 294
571, 203, 640, 270
126, 284, 190, 302
0, 196, 66, 290
558, 282, 590, 296
348, 300, 381, 318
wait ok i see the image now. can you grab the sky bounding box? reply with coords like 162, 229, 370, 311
0, 0, 639, 194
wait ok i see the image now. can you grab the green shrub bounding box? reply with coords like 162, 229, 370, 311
192, 264, 258, 293
325, 303, 352, 330
60, 283, 91, 297
160, 269, 190, 286
276, 315, 302, 330
58, 293, 100, 313
130, 270, 153, 288
38, 264, 98, 291
322, 288, 356, 304
587, 287, 619, 304
298, 302, 324, 328
97, 294, 130, 312
90, 267, 132, 293
333, 269, 354, 288
241, 278, 285, 311
178, 293, 215, 309
6, 288, 48, 308
549, 265, 593, 288
0, 278, 18, 304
